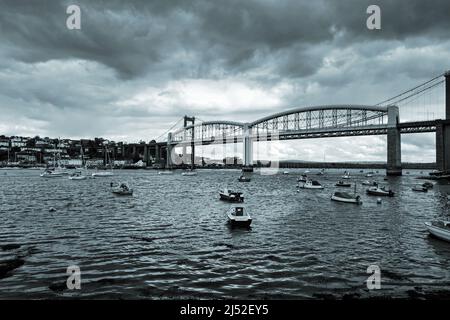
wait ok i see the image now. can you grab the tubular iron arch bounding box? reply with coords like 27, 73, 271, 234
250, 105, 389, 135
170, 120, 245, 145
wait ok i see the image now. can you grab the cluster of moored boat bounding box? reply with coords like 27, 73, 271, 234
296, 170, 400, 205
219, 188, 252, 228
295, 170, 450, 244
39, 167, 135, 196
40, 168, 114, 179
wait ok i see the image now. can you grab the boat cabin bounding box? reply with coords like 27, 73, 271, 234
233, 207, 245, 216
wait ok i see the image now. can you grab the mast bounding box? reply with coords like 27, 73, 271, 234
80, 145, 84, 168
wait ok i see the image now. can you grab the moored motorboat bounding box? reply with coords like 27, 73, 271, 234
238, 175, 251, 182
335, 180, 351, 187
317, 169, 325, 175
158, 171, 173, 175
366, 186, 394, 197
92, 171, 114, 177
362, 180, 377, 186
366, 172, 374, 177
40, 169, 65, 178
227, 206, 252, 228
68, 171, 87, 180
298, 179, 324, 189
181, 170, 197, 176
331, 192, 362, 204
111, 182, 133, 196
342, 171, 350, 179
425, 221, 450, 242
412, 185, 428, 192
219, 189, 244, 203
422, 182, 434, 189
282, 171, 289, 175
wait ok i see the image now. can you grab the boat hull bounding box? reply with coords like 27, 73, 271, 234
331, 195, 361, 204
112, 191, 133, 196
182, 172, 197, 176
69, 176, 87, 180
366, 189, 394, 197
425, 222, 450, 242
40, 173, 65, 178
228, 218, 252, 228
92, 172, 114, 177
219, 194, 244, 203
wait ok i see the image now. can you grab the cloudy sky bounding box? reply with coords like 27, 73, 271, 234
1, 0, 450, 162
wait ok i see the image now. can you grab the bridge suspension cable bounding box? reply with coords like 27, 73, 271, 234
154, 117, 184, 142
376, 73, 445, 106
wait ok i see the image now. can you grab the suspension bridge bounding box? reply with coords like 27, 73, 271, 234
146, 71, 450, 175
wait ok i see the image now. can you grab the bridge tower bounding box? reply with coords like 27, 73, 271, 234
166, 132, 173, 169
183, 116, 195, 170
243, 123, 253, 171
387, 105, 402, 176
436, 71, 450, 172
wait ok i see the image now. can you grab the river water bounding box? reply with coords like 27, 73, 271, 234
1, 168, 450, 299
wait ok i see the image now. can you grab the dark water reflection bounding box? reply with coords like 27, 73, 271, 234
1, 168, 450, 299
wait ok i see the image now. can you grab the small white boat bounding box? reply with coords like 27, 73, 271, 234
298, 179, 324, 189
342, 172, 351, 179
227, 206, 252, 228
111, 182, 133, 196
425, 221, 450, 242
92, 171, 114, 177
297, 174, 308, 183
40, 169, 65, 178
219, 189, 244, 203
158, 171, 173, 175
238, 175, 251, 182
331, 192, 362, 204
181, 170, 197, 176
412, 185, 428, 192
366, 172, 374, 178
362, 180, 377, 186
317, 169, 325, 175
68, 171, 87, 180
282, 171, 289, 175
366, 186, 394, 197
335, 180, 351, 187
304, 170, 310, 174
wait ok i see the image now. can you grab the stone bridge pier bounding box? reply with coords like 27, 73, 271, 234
435, 71, 450, 172
387, 105, 402, 176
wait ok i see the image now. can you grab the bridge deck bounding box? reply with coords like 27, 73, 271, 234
169, 120, 438, 145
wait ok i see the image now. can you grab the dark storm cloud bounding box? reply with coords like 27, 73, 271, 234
2, 0, 450, 80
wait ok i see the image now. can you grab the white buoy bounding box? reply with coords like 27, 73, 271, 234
49, 207, 56, 212
377, 198, 382, 204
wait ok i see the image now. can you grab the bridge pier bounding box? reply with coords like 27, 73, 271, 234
387, 106, 402, 176
243, 123, 253, 171
436, 72, 450, 172
436, 121, 450, 172
166, 133, 173, 169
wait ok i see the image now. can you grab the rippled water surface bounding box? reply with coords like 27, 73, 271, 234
1, 168, 450, 299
